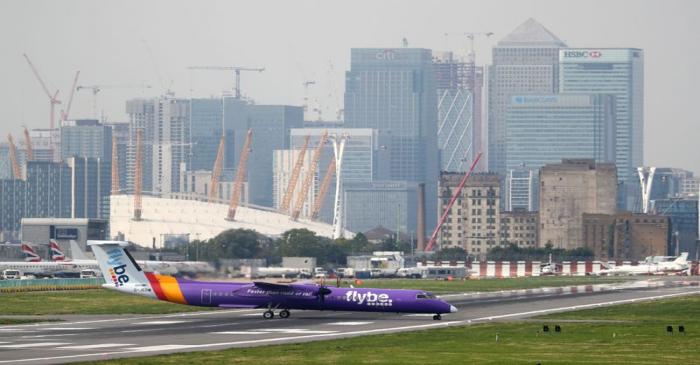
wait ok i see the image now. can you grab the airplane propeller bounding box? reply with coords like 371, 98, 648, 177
316, 286, 332, 303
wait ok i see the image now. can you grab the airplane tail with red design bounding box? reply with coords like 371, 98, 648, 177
49, 239, 67, 261
21, 243, 42, 262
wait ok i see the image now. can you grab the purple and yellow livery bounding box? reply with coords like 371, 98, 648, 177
90, 241, 457, 320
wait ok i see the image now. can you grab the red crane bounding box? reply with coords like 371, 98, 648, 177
208, 134, 226, 202
226, 129, 253, 221
424, 152, 482, 252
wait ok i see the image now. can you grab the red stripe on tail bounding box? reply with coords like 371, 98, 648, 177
145, 272, 166, 300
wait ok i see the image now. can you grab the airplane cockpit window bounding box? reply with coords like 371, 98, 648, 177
417, 292, 437, 299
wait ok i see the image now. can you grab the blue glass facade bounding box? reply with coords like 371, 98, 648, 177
67, 157, 111, 220
505, 94, 616, 173
189, 98, 223, 171
651, 198, 699, 260
344, 48, 438, 234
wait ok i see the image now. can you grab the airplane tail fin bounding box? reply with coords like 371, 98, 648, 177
674, 252, 689, 265
21, 243, 41, 262
49, 239, 67, 261
88, 241, 150, 288
69, 240, 91, 260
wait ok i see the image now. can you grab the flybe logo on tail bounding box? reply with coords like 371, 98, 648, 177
106, 247, 129, 286
345, 291, 393, 307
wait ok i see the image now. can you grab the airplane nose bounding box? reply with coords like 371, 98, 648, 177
450, 305, 458, 313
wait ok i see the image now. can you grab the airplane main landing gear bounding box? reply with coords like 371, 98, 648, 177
263, 310, 275, 319
433, 314, 442, 321
279, 309, 290, 319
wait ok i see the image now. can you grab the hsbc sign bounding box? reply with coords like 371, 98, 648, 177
563, 50, 602, 58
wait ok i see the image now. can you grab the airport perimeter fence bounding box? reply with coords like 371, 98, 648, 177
0, 278, 103, 293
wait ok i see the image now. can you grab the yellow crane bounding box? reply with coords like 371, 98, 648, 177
226, 129, 253, 221
6, 134, 21, 180
311, 159, 335, 220
208, 134, 226, 202
291, 130, 328, 221
279, 135, 310, 213
22, 127, 34, 161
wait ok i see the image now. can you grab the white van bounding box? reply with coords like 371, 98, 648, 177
80, 269, 100, 279
2, 269, 22, 280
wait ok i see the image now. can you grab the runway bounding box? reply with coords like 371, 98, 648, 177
1, 278, 698, 364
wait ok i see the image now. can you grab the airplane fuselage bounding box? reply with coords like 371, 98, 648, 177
107, 273, 454, 315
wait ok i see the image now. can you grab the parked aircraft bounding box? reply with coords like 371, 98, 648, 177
598, 252, 689, 276
50, 240, 178, 275
0, 244, 68, 277
90, 240, 458, 320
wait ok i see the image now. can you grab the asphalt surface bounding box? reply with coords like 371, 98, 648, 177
1, 278, 699, 364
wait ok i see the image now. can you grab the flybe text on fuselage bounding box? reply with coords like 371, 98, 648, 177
345, 290, 393, 307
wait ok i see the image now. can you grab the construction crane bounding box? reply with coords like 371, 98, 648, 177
133, 129, 144, 221
22, 127, 33, 161
77, 84, 151, 118
187, 66, 265, 99
424, 152, 482, 252
279, 135, 310, 213
226, 129, 253, 221
311, 159, 336, 220
6, 134, 21, 180
60, 71, 80, 121
291, 130, 328, 221
111, 134, 119, 194
23, 53, 60, 154
208, 134, 226, 202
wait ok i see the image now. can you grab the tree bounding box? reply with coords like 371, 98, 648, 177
432, 247, 468, 262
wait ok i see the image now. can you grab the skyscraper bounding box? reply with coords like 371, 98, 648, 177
60, 119, 112, 161
344, 48, 439, 233
189, 98, 224, 171
66, 156, 111, 219
559, 48, 644, 209
488, 18, 567, 175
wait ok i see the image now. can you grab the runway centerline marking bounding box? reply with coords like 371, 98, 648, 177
44, 327, 92, 331
137, 320, 188, 325
325, 321, 373, 326
0, 342, 71, 348
57, 343, 135, 350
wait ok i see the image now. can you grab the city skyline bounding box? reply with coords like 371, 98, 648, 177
1, 0, 699, 174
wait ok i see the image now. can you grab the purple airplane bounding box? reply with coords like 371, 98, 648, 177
90, 241, 457, 320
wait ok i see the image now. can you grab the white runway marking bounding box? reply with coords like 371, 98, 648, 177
44, 327, 91, 331
212, 331, 268, 335
57, 343, 135, 350
126, 344, 199, 352
137, 320, 187, 325
261, 329, 337, 334
403, 314, 435, 317
325, 321, 373, 326
241, 313, 264, 317
0, 329, 35, 333
0, 342, 70, 348
21, 334, 77, 339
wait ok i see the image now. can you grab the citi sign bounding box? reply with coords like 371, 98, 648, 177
563, 50, 602, 58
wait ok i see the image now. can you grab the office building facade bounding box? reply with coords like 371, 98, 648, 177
500, 210, 538, 248
651, 198, 698, 259
66, 157, 111, 220
60, 119, 112, 161
505, 167, 538, 211
344, 48, 439, 234
559, 48, 644, 209
488, 18, 566, 174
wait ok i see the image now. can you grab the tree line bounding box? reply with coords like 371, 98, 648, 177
177, 228, 593, 266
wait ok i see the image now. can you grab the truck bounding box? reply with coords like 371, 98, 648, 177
397, 266, 468, 280
369, 251, 405, 277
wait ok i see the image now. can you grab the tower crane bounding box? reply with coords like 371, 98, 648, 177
187, 66, 265, 99
23, 127, 34, 161
77, 84, 151, 118
311, 159, 335, 220
133, 129, 144, 221
291, 130, 328, 221
208, 134, 226, 202
60, 71, 80, 121
279, 135, 310, 213
23, 53, 60, 154
226, 129, 253, 221
6, 134, 22, 180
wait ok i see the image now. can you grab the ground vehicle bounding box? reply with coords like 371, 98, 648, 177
397, 266, 467, 279
80, 269, 100, 278
337, 267, 355, 278
2, 269, 22, 279
314, 267, 327, 278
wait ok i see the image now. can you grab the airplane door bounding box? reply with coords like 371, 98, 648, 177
201, 289, 212, 305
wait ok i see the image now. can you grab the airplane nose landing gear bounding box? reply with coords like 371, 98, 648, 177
433, 314, 442, 321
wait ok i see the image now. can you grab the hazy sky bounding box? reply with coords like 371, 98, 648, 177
1, 0, 698, 174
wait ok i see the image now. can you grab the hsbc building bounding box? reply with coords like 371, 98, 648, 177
559, 48, 644, 210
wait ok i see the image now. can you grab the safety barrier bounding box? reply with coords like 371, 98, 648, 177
0, 278, 103, 293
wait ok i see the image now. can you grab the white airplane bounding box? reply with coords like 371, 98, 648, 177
49, 240, 179, 275
598, 252, 689, 276
0, 244, 75, 277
